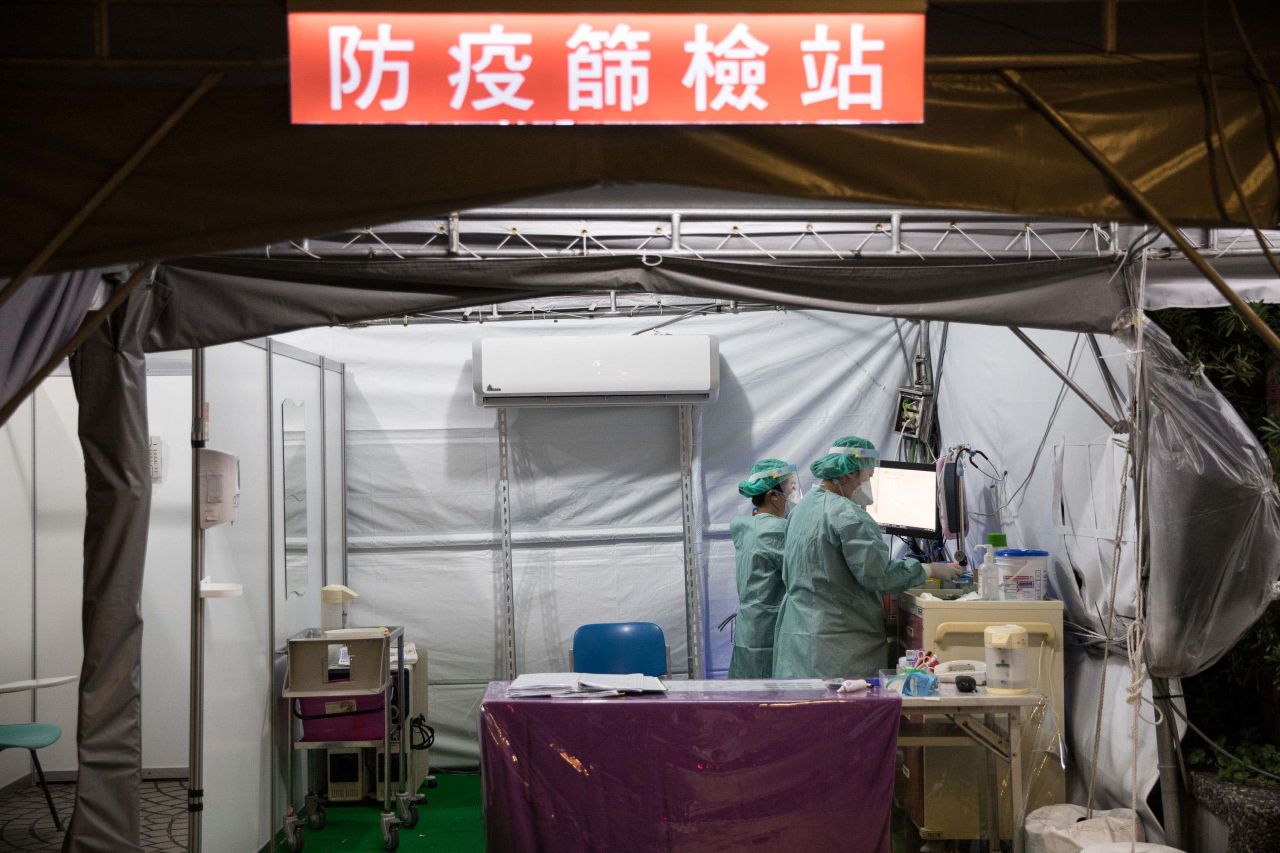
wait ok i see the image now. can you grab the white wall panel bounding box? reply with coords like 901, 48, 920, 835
0, 399, 36, 789
33, 380, 84, 773
202, 342, 274, 853
140, 376, 192, 773
324, 368, 345, 586
31, 369, 197, 777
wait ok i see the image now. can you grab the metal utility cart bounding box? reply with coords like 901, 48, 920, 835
281, 626, 421, 851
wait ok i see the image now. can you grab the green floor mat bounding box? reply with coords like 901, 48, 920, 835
278, 773, 483, 852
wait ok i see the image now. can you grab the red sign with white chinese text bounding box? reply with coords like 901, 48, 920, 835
288, 13, 924, 125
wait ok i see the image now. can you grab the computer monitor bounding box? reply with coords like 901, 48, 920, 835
865, 461, 941, 539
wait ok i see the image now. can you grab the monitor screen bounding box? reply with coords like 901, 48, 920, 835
865, 461, 940, 539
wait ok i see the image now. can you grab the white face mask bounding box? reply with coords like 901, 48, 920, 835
852, 480, 874, 506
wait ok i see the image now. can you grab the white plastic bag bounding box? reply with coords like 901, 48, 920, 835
1025, 804, 1145, 853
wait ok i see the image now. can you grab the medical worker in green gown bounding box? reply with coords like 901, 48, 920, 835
728, 459, 800, 679
773, 436, 960, 679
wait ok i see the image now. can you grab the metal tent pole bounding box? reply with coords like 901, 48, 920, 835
1008, 327, 1124, 432
497, 408, 516, 680
1088, 334, 1127, 419
1001, 69, 1280, 358
679, 405, 704, 678
1127, 252, 1185, 848
188, 348, 207, 852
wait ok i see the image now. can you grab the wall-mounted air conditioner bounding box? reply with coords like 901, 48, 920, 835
473, 335, 719, 407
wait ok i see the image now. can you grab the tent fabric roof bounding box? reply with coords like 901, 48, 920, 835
1, 57, 1277, 275
144, 254, 1129, 351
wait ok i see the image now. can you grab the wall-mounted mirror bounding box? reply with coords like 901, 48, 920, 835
282, 399, 308, 598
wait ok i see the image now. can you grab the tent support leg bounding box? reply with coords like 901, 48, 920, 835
1088, 334, 1126, 418
498, 408, 516, 680
0, 72, 220, 313
188, 348, 207, 853
679, 405, 704, 678
1152, 676, 1185, 848
1007, 327, 1124, 431
1001, 69, 1280, 357
0, 262, 155, 427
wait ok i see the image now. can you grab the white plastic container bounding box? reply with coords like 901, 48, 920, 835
984, 623, 1031, 694
995, 548, 1049, 600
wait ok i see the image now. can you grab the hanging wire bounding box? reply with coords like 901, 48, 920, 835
1202, 0, 1280, 280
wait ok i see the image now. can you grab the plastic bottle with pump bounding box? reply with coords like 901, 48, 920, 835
982, 533, 1008, 600
974, 545, 999, 600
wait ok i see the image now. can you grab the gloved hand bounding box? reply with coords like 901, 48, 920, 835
926, 562, 964, 581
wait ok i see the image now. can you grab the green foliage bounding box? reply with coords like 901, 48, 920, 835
1152, 305, 1280, 766
1187, 736, 1280, 787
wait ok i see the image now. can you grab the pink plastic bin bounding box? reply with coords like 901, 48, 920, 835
296, 693, 386, 742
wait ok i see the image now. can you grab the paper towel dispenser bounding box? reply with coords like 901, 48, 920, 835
198, 448, 240, 529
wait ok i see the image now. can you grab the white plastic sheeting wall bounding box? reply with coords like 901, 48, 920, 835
935, 324, 1174, 836
283, 310, 1175, 834
283, 309, 917, 766
0, 398, 35, 792
32, 380, 84, 774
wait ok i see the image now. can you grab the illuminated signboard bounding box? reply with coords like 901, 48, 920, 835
288, 13, 925, 125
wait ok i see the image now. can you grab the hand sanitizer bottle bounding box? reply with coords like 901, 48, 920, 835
978, 545, 1001, 600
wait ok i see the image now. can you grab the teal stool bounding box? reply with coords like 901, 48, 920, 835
0, 723, 63, 830
0, 675, 77, 832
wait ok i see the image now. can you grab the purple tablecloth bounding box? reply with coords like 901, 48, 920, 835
480, 682, 902, 852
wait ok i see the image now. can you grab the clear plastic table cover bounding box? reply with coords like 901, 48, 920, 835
480, 681, 902, 852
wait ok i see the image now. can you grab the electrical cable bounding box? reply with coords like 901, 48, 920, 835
410, 714, 435, 751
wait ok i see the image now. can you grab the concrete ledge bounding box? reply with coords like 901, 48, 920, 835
1190, 770, 1280, 853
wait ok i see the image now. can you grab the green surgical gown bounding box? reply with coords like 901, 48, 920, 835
772, 489, 925, 679
727, 513, 788, 679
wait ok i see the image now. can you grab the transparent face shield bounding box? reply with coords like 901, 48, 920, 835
747, 464, 803, 509
827, 447, 880, 505
780, 474, 804, 503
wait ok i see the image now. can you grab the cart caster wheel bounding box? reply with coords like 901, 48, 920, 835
426, 776, 438, 789
400, 803, 419, 829
308, 810, 326, 830
384, 825, 399, 851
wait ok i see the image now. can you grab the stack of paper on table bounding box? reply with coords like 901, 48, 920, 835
506, 672, 667, 698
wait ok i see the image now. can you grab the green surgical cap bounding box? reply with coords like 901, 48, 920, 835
810, 436, 879, 480
738, 458, 793, 498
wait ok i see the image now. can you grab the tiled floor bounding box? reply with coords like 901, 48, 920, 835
0, 779, 187, 852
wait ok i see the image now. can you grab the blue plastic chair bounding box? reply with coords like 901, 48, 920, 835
572, 622, 668, 677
